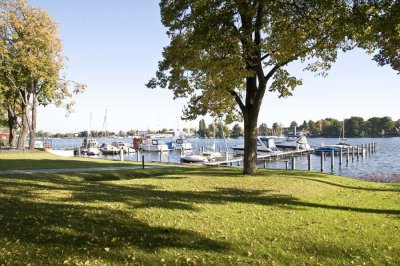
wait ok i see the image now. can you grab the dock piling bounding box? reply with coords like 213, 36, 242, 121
320, 152, 325, 172
331, 150, 334, 171
339, 149, 343, 167
356, 145, 360, 160
120, 149, 124, 161
351, 146, 354, 161
308, 153, 312, 171
291, 157, 296, 170
285, 160, 289, 170
361, 145, 365, 159
346, 147, 350, 165
142, 155, 145, 169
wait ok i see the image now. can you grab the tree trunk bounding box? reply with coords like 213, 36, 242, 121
243, 109, 259, 175
7, 105, 18, 148
17, 112, 28, 149
29, 94, 38, 149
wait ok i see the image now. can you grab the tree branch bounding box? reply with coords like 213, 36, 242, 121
229, 89, 246, 114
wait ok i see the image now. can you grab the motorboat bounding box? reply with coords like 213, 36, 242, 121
99, 143, 120, 155
74, 138, 101, 155
111, 141, 132, 153
167, 138, 192, 150
180, 151, 224, 163
274, 132, 311, 150
140, 138, 169, 152
232, 136, 278, 155
314, 144, 348, 154
314, 121, 351, 154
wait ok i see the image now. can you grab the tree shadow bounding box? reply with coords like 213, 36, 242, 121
0, 196, 230, 264
0, 158, 138, 171
267, 169, 400, 192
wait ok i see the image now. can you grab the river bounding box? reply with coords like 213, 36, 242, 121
47, 137, 400, 182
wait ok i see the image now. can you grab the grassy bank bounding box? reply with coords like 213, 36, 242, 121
0, 152, 399, 265
0, 151, 140, 170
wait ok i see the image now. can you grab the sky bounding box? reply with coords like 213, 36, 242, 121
30, 0, 400, 133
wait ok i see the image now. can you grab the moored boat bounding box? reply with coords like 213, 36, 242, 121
168, 138, 192, 150
274, 132, 311, 150
75, 138, 101, 155
232, 136, 278, 155
99, 143, 120, 155
180, 151, 224, 163
111, 141, 132, 153
140, 138, 169, 152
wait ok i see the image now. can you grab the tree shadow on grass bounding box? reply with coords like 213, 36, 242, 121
2, 171, 399, 217
269, 169, 400, 192
0, 197, 230, 264
0, 158, 139, 171
1, 169, 400, 263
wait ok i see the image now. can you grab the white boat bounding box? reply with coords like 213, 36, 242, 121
232, 136, 278, 155
111, 141, 133, 153
140, 139, 169, 152
275, 131, 311, 150
172, 138, 192, 150
99, 143, 120, 155
181, 121, 229, 163
180, 151, 224, 163
75, 138, 101, 155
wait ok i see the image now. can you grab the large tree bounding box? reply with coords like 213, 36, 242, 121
0, 0, 85, 149
148, 0, 356, 174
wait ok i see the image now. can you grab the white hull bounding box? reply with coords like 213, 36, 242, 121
140, 144, 169, 152
87, 147, 101, 155
232, 136, 277, 155
174, 143, 192, 150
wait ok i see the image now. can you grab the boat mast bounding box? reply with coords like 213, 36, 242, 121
102, 109, 108, 138
89, 112, 92, 138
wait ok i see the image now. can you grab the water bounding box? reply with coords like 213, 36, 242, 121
47, 137, 400, 182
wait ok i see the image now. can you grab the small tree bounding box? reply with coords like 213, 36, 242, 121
0, 0, 85, 149
258, 123, 268, 136
231, 123, 244, 138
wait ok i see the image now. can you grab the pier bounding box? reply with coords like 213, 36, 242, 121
204, 149, 313, 166
203, 142, 378, 173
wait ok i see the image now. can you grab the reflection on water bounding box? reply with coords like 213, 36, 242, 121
48, 137, 400, 182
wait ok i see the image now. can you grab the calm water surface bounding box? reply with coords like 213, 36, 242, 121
49, 137, 400, 182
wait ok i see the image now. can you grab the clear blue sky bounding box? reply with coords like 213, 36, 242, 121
31, 0, 400, 133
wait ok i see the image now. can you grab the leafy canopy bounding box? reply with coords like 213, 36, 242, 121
147, 0, 353, 121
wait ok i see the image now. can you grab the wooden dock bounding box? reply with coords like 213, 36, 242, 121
204, 149, 313, 166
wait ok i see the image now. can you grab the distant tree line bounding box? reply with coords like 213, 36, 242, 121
289, 116, 400, 137
28, 116, 400, 140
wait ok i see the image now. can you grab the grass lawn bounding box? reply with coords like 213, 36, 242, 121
0, 152, 399, 265
0, 151, 140, 170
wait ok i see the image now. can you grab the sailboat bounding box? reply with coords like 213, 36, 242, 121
314, 121, 350, 154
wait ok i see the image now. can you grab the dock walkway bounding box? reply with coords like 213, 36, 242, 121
204, 149, 313, 166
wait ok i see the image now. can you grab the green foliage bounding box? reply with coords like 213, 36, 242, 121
257, 123, 268, 136
198, 119, 207, 138
352, 0, 400, 73
148, 0, 355, 121
272, 122, 282, 136
290, 121, 298, 129
231, 123, 244, 138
